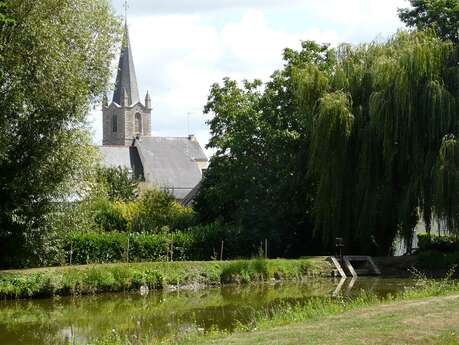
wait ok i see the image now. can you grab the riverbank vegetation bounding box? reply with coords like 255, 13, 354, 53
416, 233, 459, 270
88, 271, 459, 345
0, 258, 330, 299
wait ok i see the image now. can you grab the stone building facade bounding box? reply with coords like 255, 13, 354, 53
102, 24, 152, 146
99, 22, 208, 201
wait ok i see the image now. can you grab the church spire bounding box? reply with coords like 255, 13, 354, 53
112, 21, 140, 107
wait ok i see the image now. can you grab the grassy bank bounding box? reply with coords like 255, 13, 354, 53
0, 258, 331, 299
90, 272, 459, 345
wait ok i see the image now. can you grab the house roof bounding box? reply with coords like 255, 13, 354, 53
112, 23, 139, 106
97, 145, 143, 179
98, 146, 132, 170
135, 136, 207, 199
97, 136, 207, 200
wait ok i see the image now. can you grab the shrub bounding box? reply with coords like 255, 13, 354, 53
96, 166, 139, 202
93, 198, 128, 232
88, 189, 198, 234
130, 190, 197, 232
64, 223, 250, 265
417, 234, 459, 253
417, 250, 459, 270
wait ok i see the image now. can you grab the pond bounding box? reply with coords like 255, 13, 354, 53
0, 278, 416, 345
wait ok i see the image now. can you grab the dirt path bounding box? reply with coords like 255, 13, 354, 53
200, 295, 459, 345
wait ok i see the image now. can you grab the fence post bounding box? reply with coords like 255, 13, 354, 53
265, 238, 268, 259
126, 236, 130, 263
220, 240, 224, 261
69, 241, 73, 266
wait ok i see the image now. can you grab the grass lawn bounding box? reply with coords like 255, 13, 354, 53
196, 294, 459, 345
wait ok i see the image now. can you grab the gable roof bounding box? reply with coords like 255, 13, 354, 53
98, 146, 132, 169
97, 145, 144, 179
135, 136, 207, 199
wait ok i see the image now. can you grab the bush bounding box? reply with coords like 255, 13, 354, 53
130, 190, 198, 232
417, 250, 459, 270
64, 223, 252, 265
93, 198, 128, 232
417, 234, 459, 253
88, 190, 198, 234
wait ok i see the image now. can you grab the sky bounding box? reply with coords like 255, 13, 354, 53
89, 0, 409, 154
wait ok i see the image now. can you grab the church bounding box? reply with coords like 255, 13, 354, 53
98, 23, 208, 201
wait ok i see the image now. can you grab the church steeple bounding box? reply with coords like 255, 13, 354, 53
112, 22, 140, 106
102, 13, 151, 146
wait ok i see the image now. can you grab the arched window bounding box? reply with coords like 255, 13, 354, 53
112, 114, 117, 132
135, 113, 142, 135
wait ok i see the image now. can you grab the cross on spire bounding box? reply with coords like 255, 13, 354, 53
123, 0, 129, 22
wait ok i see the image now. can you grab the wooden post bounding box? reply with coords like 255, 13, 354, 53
220, 240, 224, 261
69, 241, 73, 266
264, 239, 268, 259
126, 236, 130, 263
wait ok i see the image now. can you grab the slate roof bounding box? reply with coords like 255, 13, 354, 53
112, 23, 139, 106
98, 146, 132, 169
135, 137, 207, 199
97, 145, 143, 179
98, 137, 208, 200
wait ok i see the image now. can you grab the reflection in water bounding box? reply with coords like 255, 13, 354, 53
0, 278, 415, 345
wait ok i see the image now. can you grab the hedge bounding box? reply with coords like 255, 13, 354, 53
64, 223, 254, 265
417, 234, 459, 253
417, 250, 459, 270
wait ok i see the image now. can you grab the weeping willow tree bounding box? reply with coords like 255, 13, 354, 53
300, 31, 459, 254
434, 135, 459, 233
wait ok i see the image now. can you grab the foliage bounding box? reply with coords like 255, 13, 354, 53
434, 135, 459, 232
195, 42, 331, 258
398, 0, 459, 42
417, 250, 459, 269
64, 222, 255, 265
197, 31, 459, 256
96, 166, 139, 202
0, 0, 120, 267
88, 190, 198, 233
0, 1, 14, 26
0, 258, 326, 299
417, 233, 459, 253
130, 190, 196, 232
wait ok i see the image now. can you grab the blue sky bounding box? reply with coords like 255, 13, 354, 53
89, 0, 408, 153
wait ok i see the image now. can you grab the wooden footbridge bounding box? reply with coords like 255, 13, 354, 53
328, 256, 381, 278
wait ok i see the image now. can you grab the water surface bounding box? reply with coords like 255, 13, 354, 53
0, 278, 415, 345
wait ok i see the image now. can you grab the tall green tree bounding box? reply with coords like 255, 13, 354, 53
0, 0, 120, 267
196, 42, 335, 257
197, 32, 459, 256
96, 166, 139, 202
398, 0, 459, 42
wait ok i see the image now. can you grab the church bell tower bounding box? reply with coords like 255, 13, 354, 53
102, 22, 151, 146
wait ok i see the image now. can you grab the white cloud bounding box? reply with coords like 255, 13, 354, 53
91, 1, 406, 156
309, 0, 406, 41
114, 0, 304, 15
